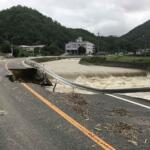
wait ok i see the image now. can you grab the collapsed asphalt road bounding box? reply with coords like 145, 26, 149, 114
0, 59, 150, 150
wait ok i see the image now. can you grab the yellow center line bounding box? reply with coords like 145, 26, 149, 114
21, 82, 116, 150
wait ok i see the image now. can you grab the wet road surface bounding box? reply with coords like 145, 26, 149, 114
0, 59, 150, 150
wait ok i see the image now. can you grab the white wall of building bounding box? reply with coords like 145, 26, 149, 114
65, 37, 95, 54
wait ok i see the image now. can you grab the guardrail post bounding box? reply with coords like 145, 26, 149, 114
42, 64, 45, 74
72, 87, 75, 94
53, 80, 58, 92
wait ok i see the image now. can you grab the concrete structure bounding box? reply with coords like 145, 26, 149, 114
19, 45, 45, 52
136, 49, 150, 56
65, 37, 95, 55
19, 45, 45, 56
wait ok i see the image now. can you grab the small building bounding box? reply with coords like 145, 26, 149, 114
65, 37, 95, 55
136, 49, 150, 56
96, 51, 107, 56
19, 45, 45, 52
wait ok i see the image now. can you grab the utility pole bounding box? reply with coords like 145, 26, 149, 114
97, 32, 100, 53
11, 38, 14, 56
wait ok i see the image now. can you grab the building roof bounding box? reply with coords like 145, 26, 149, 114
66, 37, 94, 45
19, 45, 45, 48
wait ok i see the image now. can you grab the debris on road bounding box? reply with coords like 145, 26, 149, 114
94, 124, 102, 132
128, 140, 138, 146
94, 122, 140, 142
144, 139, 148, 144
68, 93, 87, 105
69, 94, 89, 119
112, 108, 129, 116
0, 110, 7, 116
60, 93, 90, 119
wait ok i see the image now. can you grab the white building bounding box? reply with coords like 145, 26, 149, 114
65, 37, 95, 55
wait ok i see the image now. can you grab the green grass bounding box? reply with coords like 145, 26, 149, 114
79, 56, 106, 65
33, 57, 62, 63
80, 56, 150, 64
106, 56, 150, 63
80, 56, 150, 70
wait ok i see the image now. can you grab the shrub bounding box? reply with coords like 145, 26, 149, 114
0, 41, 11, 53
80, 56, 106, 64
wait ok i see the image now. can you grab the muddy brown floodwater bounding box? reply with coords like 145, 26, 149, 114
43, 58, 150, 101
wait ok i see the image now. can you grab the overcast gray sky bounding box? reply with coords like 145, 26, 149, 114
0, 0, 150, 36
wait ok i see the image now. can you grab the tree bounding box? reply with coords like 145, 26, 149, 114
0, 41, 11, 53
13, 46, 20, 57
42, 43, 63, 56
78, 46, 86, 55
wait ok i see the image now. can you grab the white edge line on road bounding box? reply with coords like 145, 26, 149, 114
5, 62, 8, 70
5, 62, 13, 76
22, 60, 30, 68
106, 94, 150, 110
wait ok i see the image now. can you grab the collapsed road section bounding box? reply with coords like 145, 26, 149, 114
7, 64, 52, 86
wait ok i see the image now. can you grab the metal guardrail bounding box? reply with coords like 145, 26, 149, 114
25, 58, 150, 94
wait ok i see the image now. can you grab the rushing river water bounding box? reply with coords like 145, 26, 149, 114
75, 74, 150, 89
50, 74, 150, 100
44, 59, 150, 100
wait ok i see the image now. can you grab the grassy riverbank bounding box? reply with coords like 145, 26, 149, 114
80, 56, 150, 70
32, 57, 62, 63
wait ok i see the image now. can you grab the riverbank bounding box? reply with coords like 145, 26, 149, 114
80, 56, 150, 71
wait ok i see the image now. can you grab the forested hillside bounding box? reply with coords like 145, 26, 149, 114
0, 5, 150, 55
0, 5, 96, 54
122, 20, 150, 49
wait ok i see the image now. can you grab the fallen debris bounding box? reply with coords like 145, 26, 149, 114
94, 124, 102, 131
144, 139, 148, 144
0, 110, 7, 116
94, 122, 140, 141
112, 108, 129, 116
73, 106, 89, 119
128, 140, 138, 146
115, 122, 133, 132
63, 93, 90, 119
68, 93, 87, 105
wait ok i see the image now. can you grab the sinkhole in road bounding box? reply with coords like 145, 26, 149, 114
7, 68, 52, 86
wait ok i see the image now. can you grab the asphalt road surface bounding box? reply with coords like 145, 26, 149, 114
0, 59, 150, 150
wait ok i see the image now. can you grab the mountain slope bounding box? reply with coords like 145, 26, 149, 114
122, 20, 150, 49
0, 5, 149, 53
0, 5, 96, 49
